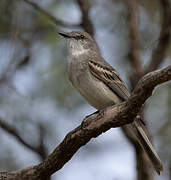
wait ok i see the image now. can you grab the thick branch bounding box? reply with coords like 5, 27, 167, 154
0, 66, 170, 180
22, 0, 80, 28
77, 0, 94, 36
0, 119, 47, 160
146, 0, 171, 73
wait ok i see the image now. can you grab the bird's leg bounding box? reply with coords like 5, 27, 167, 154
97, 109, 105, 119
81, 110, 99, 129
81, 109, 105, 129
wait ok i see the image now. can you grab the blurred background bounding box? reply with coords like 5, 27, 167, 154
0, 0, 170, 179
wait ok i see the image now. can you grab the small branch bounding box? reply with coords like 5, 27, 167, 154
37, 123, 47, 160
77, 0, 94, 36
0, 65, 170, 180
0, 119, 47, 160
22, 0, 80, 28
125, 0, 143, 81
146, 0, 171, 73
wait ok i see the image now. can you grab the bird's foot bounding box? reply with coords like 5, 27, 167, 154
81, 109, 105, 129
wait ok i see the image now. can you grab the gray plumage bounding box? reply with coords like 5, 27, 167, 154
59, 31, 163, 174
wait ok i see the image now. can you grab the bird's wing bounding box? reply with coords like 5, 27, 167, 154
88, 59, 130, 101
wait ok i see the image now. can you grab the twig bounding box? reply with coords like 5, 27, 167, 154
146, 0, 171, 73
0, 119, 47, 160
23, 0, 80, 28
0, 65, 170, 180
77, 0, 94, 35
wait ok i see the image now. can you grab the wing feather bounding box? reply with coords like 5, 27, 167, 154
88, 60, 130, 101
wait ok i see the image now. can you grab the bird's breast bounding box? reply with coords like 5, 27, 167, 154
68, 57, 121, 109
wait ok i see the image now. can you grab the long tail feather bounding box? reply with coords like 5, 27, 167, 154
133, 121, 163, 175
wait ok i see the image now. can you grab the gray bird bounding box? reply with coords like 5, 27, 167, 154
59, 31, 163, 175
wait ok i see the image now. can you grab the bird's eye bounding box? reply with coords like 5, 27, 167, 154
80, 35, 84, 39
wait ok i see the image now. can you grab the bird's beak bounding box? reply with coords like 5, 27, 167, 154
58, 32, 71, 38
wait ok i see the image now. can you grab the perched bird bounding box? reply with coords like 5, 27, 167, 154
59, 31, 163, 174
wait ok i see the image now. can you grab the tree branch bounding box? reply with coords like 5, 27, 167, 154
125, 0, 143, 84
0, 119, 47, 160
77, 0, 94, 36
146, 0, 171, 73
22, 0, 80, 28
0, 65, 170, 180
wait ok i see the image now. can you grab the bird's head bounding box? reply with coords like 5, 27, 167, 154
59, 31, 99, 56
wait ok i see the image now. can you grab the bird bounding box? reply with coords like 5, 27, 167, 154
59, 30, 163, 175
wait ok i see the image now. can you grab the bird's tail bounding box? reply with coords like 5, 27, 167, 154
130, 121, 163, 175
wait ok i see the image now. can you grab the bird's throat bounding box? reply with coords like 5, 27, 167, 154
69, 41, 89, 57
